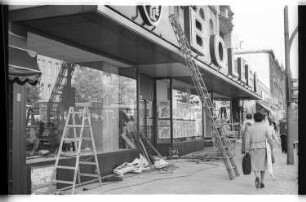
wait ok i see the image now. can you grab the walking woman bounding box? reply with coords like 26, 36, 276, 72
245, 112, 274, 188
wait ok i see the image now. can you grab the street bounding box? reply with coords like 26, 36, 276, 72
71, 140, 298, 195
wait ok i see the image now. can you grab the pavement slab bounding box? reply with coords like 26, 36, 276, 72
66, 140, 298, 195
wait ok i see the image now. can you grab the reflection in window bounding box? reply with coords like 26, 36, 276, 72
25, 58, 137, 159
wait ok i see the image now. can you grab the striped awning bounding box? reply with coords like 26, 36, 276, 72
9, 45, 41, 85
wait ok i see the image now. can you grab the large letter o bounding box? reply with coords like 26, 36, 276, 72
210, 35, 227, 69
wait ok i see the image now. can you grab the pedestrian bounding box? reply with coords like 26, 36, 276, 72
245, 112, 274, 189
279, 118, 288, 153
119, 108, 131, 149
240, 113, 254, 154
267, 117, 276, 163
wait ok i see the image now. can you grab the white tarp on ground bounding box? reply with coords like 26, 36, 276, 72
113, 155, 169, 176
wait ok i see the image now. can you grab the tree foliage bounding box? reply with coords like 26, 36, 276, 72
72, 66, 136, 104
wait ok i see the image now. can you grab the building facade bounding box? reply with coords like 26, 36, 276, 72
234, 49, 286, 120
8, 5, 261, 194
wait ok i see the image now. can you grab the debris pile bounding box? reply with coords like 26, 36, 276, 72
113, 122, 169, 176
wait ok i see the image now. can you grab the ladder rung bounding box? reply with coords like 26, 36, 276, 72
60, 152, 95, 157
52, 180, 74, 185
79, 161, 97, 165
63, 137, 92, 142
64, 138, 78, 141
73, 111, 85, 114
56, 165, 76, 170
79, 173, 99, 178
66, 125, 91, 128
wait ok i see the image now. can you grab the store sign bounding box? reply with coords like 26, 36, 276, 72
188, 8, 228, 69
228, 49, 238, 77
254, 72, 258, 92
139, 6, 163, 26
246, 65, 254, 88
189, 8, 207, 56
210, 35, 227, 69
237, 57, 247, 83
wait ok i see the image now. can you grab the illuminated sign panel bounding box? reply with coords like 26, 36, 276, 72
228, 49, 238, 77
210, 35, 227, 69
246, 65, 254, 89
189, 8, 207, 56
254, 72, 258, 92
237, 57, 247, 83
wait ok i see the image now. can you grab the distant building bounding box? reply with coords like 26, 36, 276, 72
233, 49, 286, 121
37, 55, 62, 102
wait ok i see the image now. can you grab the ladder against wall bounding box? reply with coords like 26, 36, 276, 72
169, 13, 240, 180
47, 62, 76, 128
52, 106, 102, 194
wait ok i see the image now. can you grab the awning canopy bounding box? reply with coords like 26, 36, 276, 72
9, 46, 41, 85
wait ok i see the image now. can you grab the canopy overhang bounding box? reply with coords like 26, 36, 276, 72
9, 45, 41, 85
9, 5, 260, 99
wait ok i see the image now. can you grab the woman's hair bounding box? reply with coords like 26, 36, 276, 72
246, 113, 253, 120
253, 112, 264, 122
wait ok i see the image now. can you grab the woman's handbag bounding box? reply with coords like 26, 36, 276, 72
242, 153, 251, 175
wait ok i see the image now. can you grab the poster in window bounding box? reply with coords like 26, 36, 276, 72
158, 101, 170, 119
157, 120, 171, 143
31, 165, 56, 193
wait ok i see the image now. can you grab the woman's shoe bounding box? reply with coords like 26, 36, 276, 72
255, 177, 260, 189
260, 183, 265, 188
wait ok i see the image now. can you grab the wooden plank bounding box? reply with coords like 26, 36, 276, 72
140, 133, 162, 158
121, 133, 137, 149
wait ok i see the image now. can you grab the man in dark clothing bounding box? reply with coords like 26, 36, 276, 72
279, 119, 288, 153
48, 122, 62, 154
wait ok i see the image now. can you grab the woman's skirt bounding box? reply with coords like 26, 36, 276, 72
250, 148, 267, 171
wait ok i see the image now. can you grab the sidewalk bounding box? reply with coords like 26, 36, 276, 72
69, 140, 298, 195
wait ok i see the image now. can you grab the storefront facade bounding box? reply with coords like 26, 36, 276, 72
8, 5, 260, 194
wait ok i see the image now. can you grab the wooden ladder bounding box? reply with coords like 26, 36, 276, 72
169, 13, 240, 180
52, 106, 102, 194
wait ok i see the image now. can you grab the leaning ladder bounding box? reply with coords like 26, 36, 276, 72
169, 13, 240, 180
52, 106, 102, 194
47, 62, 75, 126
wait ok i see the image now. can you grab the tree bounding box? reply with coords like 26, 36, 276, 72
72, 66, 136, 104
72, 67, 106, 103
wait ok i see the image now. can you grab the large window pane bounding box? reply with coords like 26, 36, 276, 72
25, 55, 137, 159
172, 79, 203, 143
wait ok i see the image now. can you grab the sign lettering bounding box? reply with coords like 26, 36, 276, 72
139, 6, 162, 27
210, 35, 227, 69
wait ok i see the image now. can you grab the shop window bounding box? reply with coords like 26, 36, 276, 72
172, 79, 203, 143
25, 58, 137, 159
